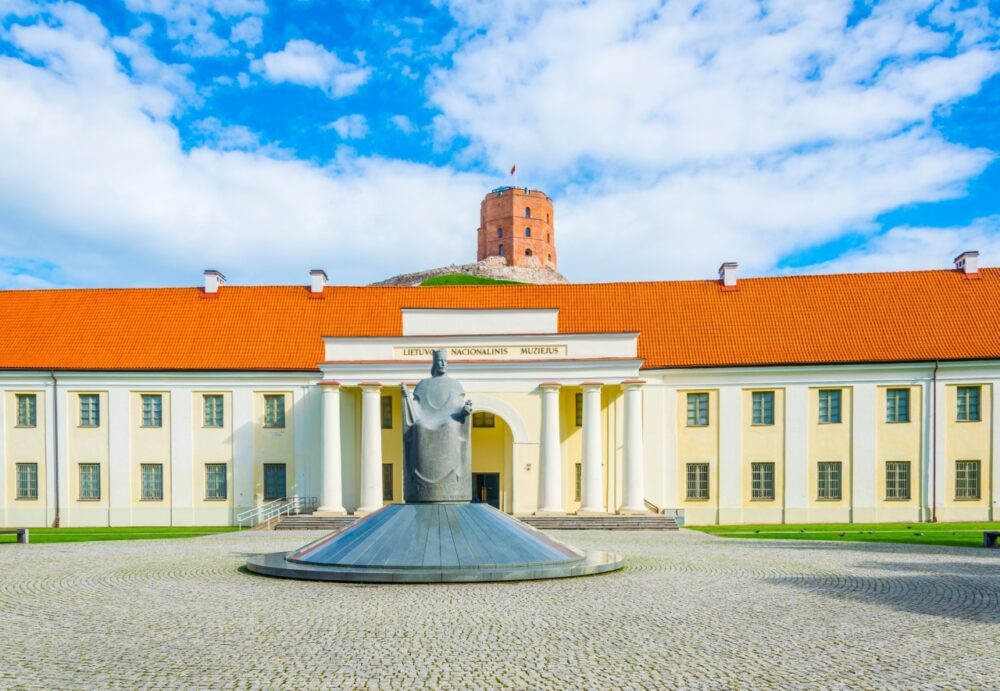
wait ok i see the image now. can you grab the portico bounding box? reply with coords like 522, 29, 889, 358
314, 309, 650, 516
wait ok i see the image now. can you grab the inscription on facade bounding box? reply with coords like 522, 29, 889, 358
394, 345, 567, 360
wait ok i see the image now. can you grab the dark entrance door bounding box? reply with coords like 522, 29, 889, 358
471, 472, 500, 510
263, 463, 286, 501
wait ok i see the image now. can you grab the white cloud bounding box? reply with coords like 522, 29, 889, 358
124, 0, 267, 56
428, 0, 1000, 280
390, 114, 415, 134
325, 114, 368, 139
191, 117, 261, 150
0, 5, 488, 288
252, 39, 371, 97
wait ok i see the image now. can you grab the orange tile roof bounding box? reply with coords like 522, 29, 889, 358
0, 268, 997, 371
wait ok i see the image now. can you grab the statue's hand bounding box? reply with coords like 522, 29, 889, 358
464, 400, 473, 415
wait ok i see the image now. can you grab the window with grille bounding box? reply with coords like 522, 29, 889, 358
751, 462, 775, 500
205, 464, 227, 500
141, 394, 162, 428
380, 395, 393, 429
955, 461, 980, 500
264, 394, 285, 428
817, 462, 842, 500
79, 463, 100, 500
574, 463, 582, 501
751, 391, 774, 425
818, 389, 841, 423
382, 463, 393, 501
79, 394, 100, 427
16, 463, 37, 500
686, 463, 709, 500
886, 388, 909, 423
956, 386, 981, 422
472, 412, 495, 428
574, 393, 583, 427
203, 395, 224, 428
687, 393, 709, 426
141, 464, 163, 501
16, 394, 37, 427
885, 461, 910, 500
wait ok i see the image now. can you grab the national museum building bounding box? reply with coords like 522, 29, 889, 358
1, 188, 998, 528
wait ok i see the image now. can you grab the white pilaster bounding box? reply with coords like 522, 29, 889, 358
851, 383, 876, 521
0, 393, 5, 527
718, 386, 742, 522
621, 380, 646, 514
316, 383, 346, 514
991, 381, 999, 521
578, 382, 605, 514
357, 383, 383, 514
933, 378, 947, 518
170, 388, 193, 526
784, 385, 809, 518
108, 388, 131, 526
538, 383, 564, 514
232, 388, 254, 516
662, 385, 677, 510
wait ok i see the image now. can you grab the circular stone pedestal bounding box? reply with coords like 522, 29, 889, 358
245, 503, 623, 583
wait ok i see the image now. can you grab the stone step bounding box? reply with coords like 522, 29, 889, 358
273, 515, 357, 531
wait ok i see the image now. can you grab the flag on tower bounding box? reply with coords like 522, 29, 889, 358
510, 163, 516, 176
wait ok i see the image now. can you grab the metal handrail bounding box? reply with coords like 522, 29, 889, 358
237, 496, 318, 528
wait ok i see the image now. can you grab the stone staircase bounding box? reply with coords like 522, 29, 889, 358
518, 515, 679, 531
272, 512, 678, 531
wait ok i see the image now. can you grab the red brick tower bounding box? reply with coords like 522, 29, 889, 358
477, 187, 557, 270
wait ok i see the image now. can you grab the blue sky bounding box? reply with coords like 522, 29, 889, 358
0, 0, 997, 288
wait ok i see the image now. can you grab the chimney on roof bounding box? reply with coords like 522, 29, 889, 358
203, 269, 226, 294
954, 251, 979, 276
310, 269, 328, 294
718, 262, 738, 288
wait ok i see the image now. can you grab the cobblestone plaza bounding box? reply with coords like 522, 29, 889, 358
2, 530, 998, 689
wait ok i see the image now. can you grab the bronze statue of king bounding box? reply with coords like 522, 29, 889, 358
401, 349, 473, 502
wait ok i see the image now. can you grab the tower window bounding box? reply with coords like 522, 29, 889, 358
547, 254, 552, 262
525, 248, 533, 256
497, 227, 503, 238
547, 233, 550, 242
498, 243, 504, 255
525, 227, 531, 237
525, 207, 531, 218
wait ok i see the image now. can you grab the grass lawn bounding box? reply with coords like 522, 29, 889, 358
691, 522, 1000, 548
0, 526, 240, 544
421, 274, 522, 286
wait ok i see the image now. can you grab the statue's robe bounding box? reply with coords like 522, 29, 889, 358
402, 373, 471, 502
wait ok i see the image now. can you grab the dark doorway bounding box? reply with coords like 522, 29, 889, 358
263, 463, 286, 501
472, 472, 500, 509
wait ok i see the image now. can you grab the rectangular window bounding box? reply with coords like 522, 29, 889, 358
382, 463, 393, 501
264, 394, 285, 428
380, 395, 392, 429
817, 462, 842, 500
574, 393, 583, 427
955, 460, 981, 500
16, 394, 37, 427
141, 394, 162, 428
686, 463, 709, 500
203, 395, 224, 428
751, 462, 775, 501
885, 461, 911, 500
818, 389, 842, 424
751, 391, 774, 426
16, 463, 38, 500
886, 388, 910, 423
472, 412, 495, 428
687, 393, 709, 427
79, 463, 101, 501
574, 463, 582, 502
263, 463, 286, 501
205, 464, 227, 500
79, 394, 100, 427
956, 386, 981, 422
141, 464, 163, 501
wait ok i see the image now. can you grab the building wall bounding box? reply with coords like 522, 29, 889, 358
477, 188, 557, 269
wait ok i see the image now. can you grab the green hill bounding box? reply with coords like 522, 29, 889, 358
421, 274, 523, 286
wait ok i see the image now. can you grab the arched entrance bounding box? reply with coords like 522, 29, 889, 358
471, 410, 514, 513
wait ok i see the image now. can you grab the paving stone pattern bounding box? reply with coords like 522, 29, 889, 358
1, 530, 998, 689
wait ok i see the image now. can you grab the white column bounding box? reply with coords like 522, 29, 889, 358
578, 382, 605, 514
316, 383, 345, 514
538, 383, 564, 514
357, 383, 383, 514
621, 380, 646, 513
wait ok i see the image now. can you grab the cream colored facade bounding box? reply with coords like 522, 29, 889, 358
1, 309, 998, 527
